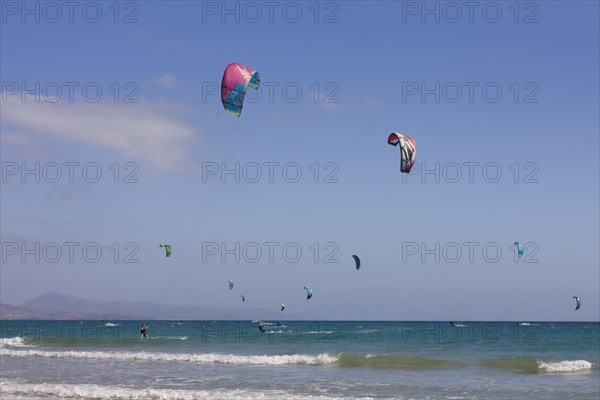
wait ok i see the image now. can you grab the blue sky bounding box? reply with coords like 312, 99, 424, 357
1, 1, 598, 320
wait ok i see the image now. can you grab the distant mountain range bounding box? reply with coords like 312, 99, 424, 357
0, 292, 314, 320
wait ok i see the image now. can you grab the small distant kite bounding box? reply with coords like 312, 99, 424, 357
573, 296, 581, 310
159, 244, 172, 257
351, 255, 361, 271
228, 281, 234, 290
514, 242, 524, 257
280, 304, 286, 311
240, 295, 245, 302
304, 287, 313, 300
221, 62, 260, 117
388, 132, 416, 173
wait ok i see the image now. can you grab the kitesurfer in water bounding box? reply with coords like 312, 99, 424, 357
257, 321, 266, 333
140, 323, 148, 338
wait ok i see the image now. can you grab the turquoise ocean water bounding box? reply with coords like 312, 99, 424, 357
1, 321, 598, 399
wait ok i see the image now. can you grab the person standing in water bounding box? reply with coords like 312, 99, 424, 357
140, 323, 148, 338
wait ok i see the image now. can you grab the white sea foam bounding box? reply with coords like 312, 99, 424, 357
357, 329, 381, 334
154, 336, 189, 340
0, 337, 30, 347
537, 360, 593, 373
0, 348, 338, 365
0, 381, 377, 400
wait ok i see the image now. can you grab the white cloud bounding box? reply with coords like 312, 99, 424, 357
153, 73, 178, 89
1, 97, 198, 171
0, 131, 47, 158
363, 95, 384, 109
45, 184, 92, 201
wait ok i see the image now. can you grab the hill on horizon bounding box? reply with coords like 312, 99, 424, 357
0, 292, 315, 320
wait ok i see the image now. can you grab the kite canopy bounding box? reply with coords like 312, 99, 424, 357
221, 62, 260, 117
351, 255, 361, 271
514, 242, 524, 257
159, 244, 172, 257
240, 295, 245, 302
388, 132, 416, 173
573, 296, 581, 310
281, 304, 286, 311
228, 280, 234, 290
304, 287, 313, 300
